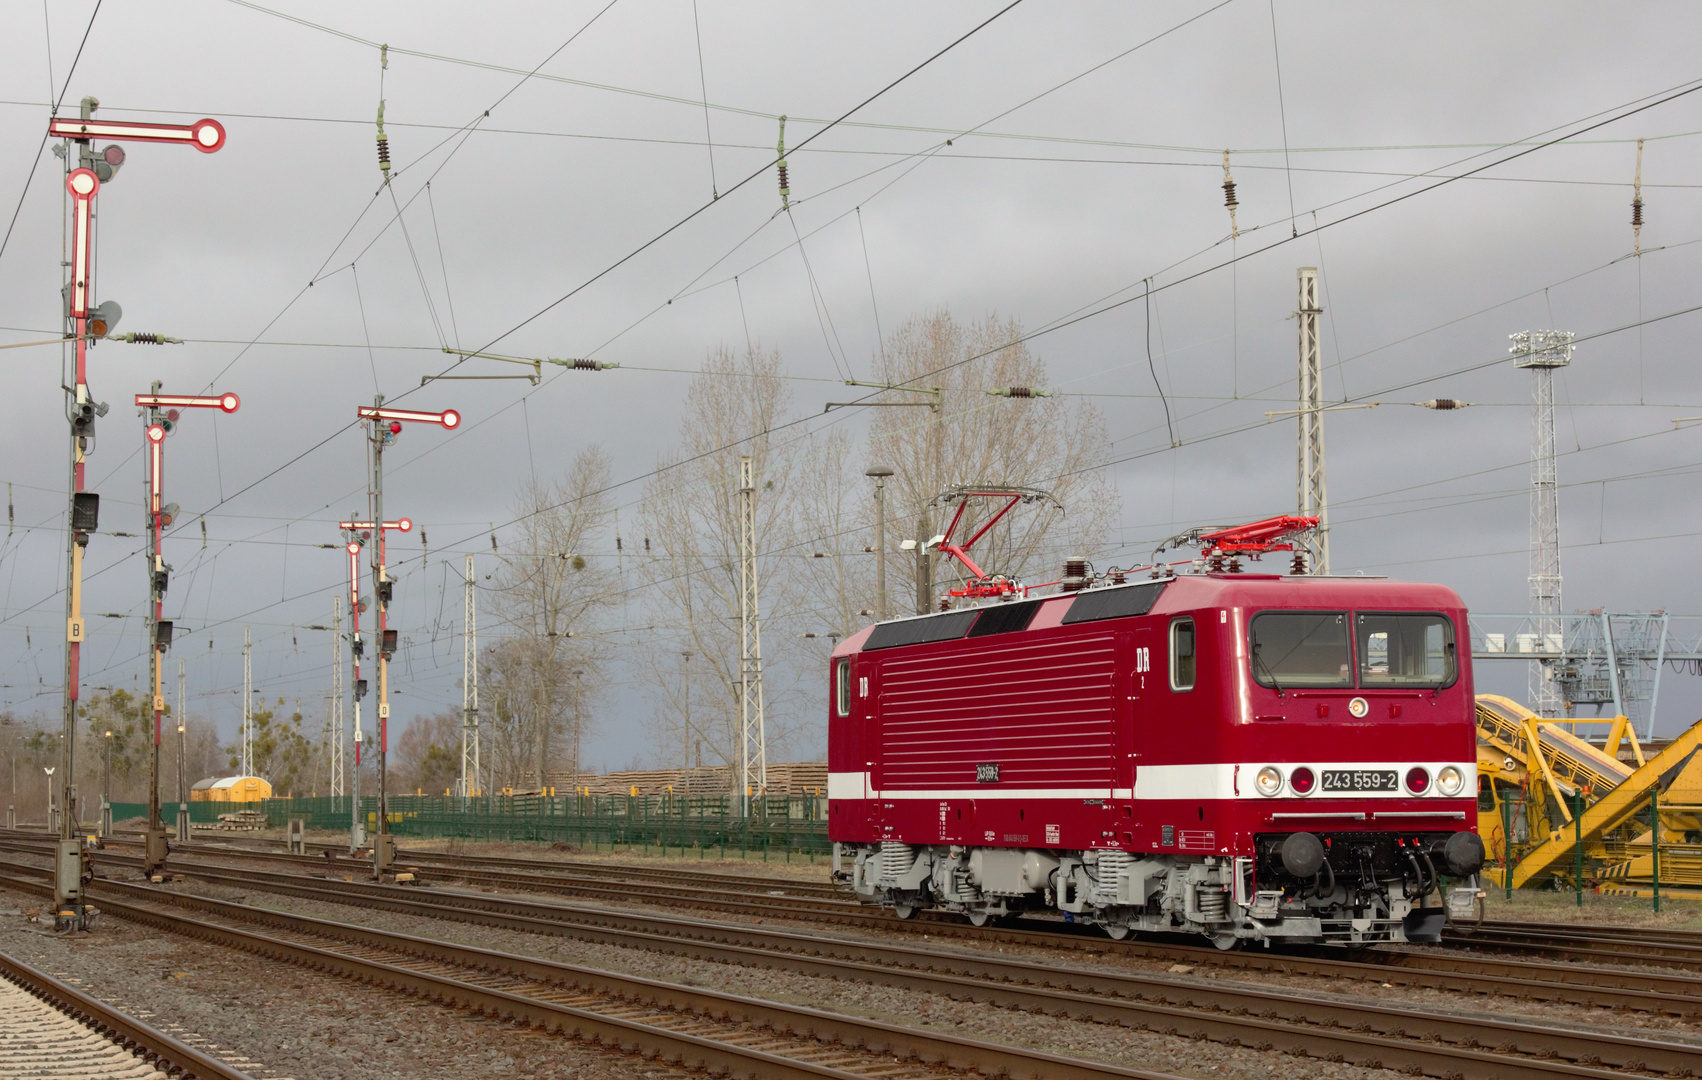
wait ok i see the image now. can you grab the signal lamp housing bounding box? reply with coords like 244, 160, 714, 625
71, 492, 100, 532
87, 300, 122, 339
381, 629, 398, 657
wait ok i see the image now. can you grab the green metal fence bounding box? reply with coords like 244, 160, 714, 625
111, 793, 831, 857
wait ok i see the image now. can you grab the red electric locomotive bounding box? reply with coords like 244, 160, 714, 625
828, 506, 1485, 947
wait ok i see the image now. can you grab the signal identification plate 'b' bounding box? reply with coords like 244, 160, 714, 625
67, 618, 85, 642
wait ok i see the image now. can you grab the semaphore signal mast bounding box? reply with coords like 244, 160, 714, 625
48, 99, 226, 928
355, 401, 457, 877
135, 386, 240, 876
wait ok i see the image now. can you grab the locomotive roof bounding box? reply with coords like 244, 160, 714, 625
831, 573, 1465, 657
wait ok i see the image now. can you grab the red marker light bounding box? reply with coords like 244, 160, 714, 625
1404, 766, 1430, 794
389, 421, 403, 435
1289, 766, 1315, 795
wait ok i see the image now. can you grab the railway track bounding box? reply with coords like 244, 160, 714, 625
10, 832, 1702, 1013
0, 944, 253, 1080
0, 867, 1180, 1080
8, 829, 1698, 973
71, 849, 1702, 1018
18, 830, 1697, 953
6, 860, 1701, 1080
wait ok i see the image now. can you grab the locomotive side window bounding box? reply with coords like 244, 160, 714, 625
1169, 617, 1195, 691
834, 658, 851, 717
1356, 613, 1456, 687
1249, 612, 1352, 688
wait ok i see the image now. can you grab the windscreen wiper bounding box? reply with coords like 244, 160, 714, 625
1252, 644, 1284, 697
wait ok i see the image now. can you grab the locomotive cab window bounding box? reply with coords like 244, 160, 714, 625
1169, 617, 1195, 691
834, 658, 851, 717
1356, 613, 1455, 688
1249, 611, 1352, 688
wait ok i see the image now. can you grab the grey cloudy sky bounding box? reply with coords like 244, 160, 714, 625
3, 0, 1702, 766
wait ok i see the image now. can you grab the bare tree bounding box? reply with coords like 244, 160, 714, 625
488, 446, 617, 788
638, 345, 807, 779
866, 312, 1118, 605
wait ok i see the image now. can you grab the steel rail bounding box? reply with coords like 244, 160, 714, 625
0, 944, 256, 1080
6, 837, 1699, 1016
86, 859, 1702, 1079
9, 858, 1701, 1080
0, 868, 1183, 1080
141, 856, 1702, 1017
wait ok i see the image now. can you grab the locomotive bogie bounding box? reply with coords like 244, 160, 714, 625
829, 571, 1485, 947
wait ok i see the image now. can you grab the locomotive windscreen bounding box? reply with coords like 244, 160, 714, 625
1060, 580, 1167, 624
863, 609, 979, 650
1356, 612, 1456, 687
1250, 611, 1353, 687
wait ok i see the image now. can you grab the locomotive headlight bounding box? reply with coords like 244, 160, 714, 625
1255, 766, 1284, 797
1436, 766, 1465, 797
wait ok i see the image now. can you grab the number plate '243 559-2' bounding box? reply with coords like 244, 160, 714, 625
1321, 769, 1398, 792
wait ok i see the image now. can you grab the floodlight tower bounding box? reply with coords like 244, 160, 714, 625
47, 102, 225, 926
1511, 329, 1574, 717
356, 400, 458, 876
135, 387, 239, 874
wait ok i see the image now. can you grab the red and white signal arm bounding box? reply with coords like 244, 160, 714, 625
135, 392, 240, 413
65, 170, 98, 318
358, 406, 459, 429
49, 117, 226, 153
338, 519, 413, 533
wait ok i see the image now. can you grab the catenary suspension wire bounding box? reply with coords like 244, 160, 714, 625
0, 0, 102, 268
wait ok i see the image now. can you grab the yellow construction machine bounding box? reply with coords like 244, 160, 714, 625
1474, 694, 1702, 896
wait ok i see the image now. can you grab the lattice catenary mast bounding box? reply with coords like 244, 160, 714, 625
460, 553, 480, 799
1295, 267, 1329, 574
328, 594, 344, 798
241, 626, 253, 776
737, 456, 766, 811
1511, 329, 1574, 717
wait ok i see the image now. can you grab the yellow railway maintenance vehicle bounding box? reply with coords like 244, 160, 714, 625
1475, 694, 1702, 896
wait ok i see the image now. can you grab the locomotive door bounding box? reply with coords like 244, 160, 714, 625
861, 660, 882, 831
1118, 629, 1152, 842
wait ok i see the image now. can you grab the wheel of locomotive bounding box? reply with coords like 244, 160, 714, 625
1210, 932, 1242, 951
893, 903, 920, 920
1103, 924, 1133, 941
966, 909, 992, 927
